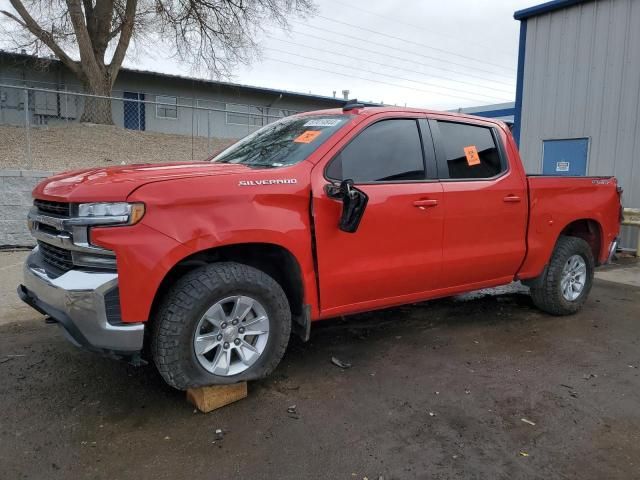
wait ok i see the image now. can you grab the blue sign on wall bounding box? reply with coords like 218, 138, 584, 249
542, 138, 589, 176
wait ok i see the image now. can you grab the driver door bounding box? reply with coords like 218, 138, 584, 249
311, 115, 444, 316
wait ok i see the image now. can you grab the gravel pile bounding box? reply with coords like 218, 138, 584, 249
0, 124, 236, 172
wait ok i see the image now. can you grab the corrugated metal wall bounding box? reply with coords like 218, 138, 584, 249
519, 0, 640, 249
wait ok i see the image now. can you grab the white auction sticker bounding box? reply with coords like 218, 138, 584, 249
303, 118, 342, 127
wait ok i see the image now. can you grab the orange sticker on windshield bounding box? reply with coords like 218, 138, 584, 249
464, 145, 481, 166
294, 130, 322, 143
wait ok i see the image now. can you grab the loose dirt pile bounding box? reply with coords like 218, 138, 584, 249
0, 124, 235, 171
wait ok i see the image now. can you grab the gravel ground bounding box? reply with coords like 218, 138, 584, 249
0, 250, 32, 326
0, 124, 236, 171
1, 254, 639, 479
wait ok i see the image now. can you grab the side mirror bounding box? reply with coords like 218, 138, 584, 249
324, 179, 368, 233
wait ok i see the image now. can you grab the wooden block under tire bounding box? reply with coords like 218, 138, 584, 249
186, 382, 248, 413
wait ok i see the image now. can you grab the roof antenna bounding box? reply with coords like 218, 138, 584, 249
343, 98, 365, 112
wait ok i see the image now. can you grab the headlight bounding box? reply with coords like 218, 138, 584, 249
77, 202, 145, 225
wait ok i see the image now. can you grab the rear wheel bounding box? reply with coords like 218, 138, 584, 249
530, 236, 595, 315
151, 262, 291, 390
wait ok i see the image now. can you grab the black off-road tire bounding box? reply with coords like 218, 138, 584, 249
151, 262, 291, 390
530, 236, 595, 316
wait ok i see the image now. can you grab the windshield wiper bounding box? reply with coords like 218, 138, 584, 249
245, 163, 279, 169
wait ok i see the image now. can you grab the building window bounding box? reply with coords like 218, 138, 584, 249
33, 90, 58, 116
437, 121, 503, 179
156, 95, 177, 119
226, 103, 266, 127
278, 108, 297, 118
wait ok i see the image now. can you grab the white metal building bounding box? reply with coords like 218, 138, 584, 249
452, 102, 515, 123
0, 51, 352, 139
513, 0, 640, 250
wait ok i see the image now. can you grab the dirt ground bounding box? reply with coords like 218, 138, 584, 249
1, 252, 640, 480
0, 250, 32, 326
0, 124, 235, 171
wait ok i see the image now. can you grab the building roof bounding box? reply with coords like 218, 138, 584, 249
452, 102, 515, 118
0, 50, 364, 106
514, 0, 591, 20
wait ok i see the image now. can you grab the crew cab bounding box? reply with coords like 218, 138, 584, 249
18, 104, 622, 390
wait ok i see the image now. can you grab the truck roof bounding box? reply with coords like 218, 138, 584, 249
301, 106, 508, 128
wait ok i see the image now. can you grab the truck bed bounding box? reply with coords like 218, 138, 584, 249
517, 175, 621, 279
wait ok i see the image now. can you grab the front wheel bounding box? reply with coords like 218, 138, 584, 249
151, 262, 291, 390
530, 236, 595, 315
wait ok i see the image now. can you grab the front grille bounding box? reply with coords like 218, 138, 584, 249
104, 287, 122, 324
34, 199, 70, 217
38, 241, 73, 272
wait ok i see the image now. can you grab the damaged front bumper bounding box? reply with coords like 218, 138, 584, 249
17, 248, 144, 357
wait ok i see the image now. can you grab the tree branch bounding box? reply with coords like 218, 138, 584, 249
65, 0, 102, 76
0, 9, 25, 27
92, 0, 115, 58
107, 0, 136, 84
6, 0, 83, 78
3, 0, 316, 92
107, 22, 123, 41
83, 0, 95, 33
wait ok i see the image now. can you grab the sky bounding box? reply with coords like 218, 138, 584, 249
1, 0, 537, 110
136, 0, 537, 110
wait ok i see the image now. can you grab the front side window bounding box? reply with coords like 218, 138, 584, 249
437, 121, 503, 179
326, 119, 425, 183
212, 114, 350, 168
156, 95, 177, 119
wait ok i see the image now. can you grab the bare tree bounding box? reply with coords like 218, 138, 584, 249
0, 0, 315, 124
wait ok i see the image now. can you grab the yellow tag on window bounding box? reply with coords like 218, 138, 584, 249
464, 145, 481, 166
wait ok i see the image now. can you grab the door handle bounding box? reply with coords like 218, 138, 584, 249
413, 199, 439, 209
503, 195, 521, 203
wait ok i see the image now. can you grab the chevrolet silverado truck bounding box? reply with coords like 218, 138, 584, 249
18, 104, 622, 390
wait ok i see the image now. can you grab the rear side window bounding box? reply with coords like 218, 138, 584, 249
437, 121, 503, 179
326, 119, 425, 183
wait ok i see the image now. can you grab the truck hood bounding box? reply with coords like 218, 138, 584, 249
33, 162, 251, 202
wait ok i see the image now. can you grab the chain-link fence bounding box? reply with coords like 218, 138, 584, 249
0, 83, 299, 171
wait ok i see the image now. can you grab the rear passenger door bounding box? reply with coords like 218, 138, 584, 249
429, 118, 527, 288
311, 115, 444, 315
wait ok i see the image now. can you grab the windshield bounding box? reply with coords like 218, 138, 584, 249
211, 114, 350, 168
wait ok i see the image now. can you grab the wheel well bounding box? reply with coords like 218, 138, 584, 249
560, 219, 602, 262
149, 243, 305, 322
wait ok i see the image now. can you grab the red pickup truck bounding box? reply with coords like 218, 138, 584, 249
18, 105, 621, 390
